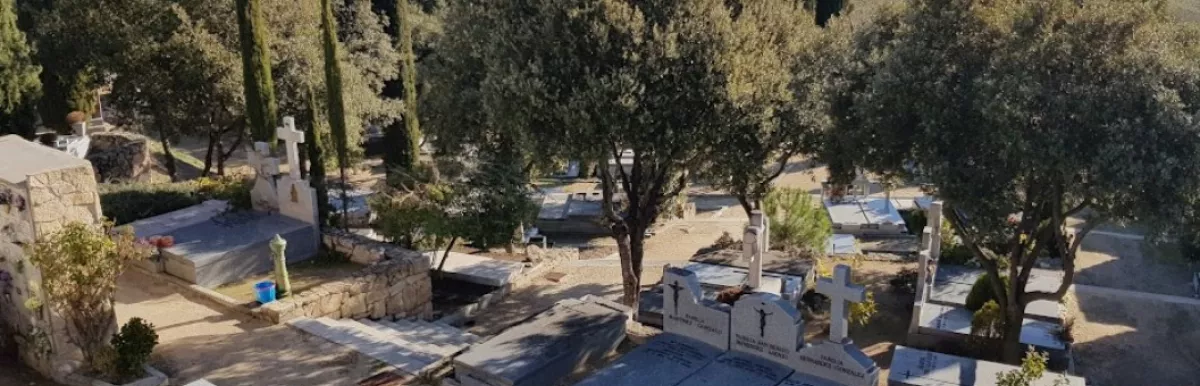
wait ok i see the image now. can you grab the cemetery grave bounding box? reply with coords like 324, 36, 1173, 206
131, 119, 321, 288
290, 316, 481, 377
451, 296, 630, 386
639, 211, 815, 326
902, 202, 1079, 378
889, 345, 1085, 386
822, 173, 907, 236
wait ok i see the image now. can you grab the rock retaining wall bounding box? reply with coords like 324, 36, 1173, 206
322, 229, 424, 265
256, 252, 432, 324
85, 132, 152, 183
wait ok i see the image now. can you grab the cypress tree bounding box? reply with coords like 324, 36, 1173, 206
320, 0, 351, 227
305, 86, 331, 226
236, 0, 279, 144
383, 0, 421, 172
0, 0, 41, 137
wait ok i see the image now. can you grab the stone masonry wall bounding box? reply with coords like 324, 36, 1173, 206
322, 229, 425, 265
1, 164, 104, 380
255, 252, 432, 324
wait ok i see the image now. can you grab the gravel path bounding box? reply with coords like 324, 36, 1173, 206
115, 270, 383, 386
1068, 288, 1200, 386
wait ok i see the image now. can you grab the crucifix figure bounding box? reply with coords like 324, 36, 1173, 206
817, 264, 867, 343
667, 281, 683, 314
275, 116, 305, 180
756, 307, 773, 337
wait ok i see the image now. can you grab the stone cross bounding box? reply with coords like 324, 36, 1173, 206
275, 117, 305, 179
817, 264, 866, 343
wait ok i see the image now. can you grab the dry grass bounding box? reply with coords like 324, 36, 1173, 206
212, 251, 363, 304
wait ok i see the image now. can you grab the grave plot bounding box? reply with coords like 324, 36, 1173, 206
824, 198, 908, 235
426, 251, 526, 288
573, 334, 723, 386
452, 297, 629, 386
915, 303, 1069, 366
328, 186, 375, 227
930, 265, 1065, 323
144, 120, 321, 287
889, 345, 1086, 386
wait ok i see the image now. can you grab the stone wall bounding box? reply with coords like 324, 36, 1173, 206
322, 229, 424, 265
255, 256, 432, 324
0, 155, 103, 381
85, 132, 152, 183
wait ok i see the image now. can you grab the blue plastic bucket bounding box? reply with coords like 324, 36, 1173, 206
255, 281, 277, 304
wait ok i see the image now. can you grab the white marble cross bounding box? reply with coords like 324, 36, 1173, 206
818, 264, 867, 343
275, 116, 305, 179
744, 210, 769, 289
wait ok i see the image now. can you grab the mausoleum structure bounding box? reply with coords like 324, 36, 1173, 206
0, 135, 102, 380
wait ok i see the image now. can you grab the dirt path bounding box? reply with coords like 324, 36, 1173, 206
1074, 231, 1194, 297
1068, 288, 1200, 386
115, 270, 383, 385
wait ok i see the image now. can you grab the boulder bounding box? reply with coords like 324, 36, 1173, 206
85, 131, 152, 183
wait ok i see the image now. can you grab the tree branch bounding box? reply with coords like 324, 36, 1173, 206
1024, 220, 1098, 305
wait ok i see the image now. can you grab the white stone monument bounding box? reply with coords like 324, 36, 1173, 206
744, 210, 770, 290
273, 117, 319, 227
249, 141, 281, 212
817, 264, 866, 344
663, 267, 732, 350
730, 293, 804, 368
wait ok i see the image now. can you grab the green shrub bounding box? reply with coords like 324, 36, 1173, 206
109, 317, 158, 382
966, 273, 1009, 311
100, 177, 253, 225
970, 300, 1004, 338
762, 188, 832, 254
899, 209, 927, 235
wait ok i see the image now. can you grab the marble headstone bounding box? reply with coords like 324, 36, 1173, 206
788, 340, 880, 386
730, 293, 803, 368
663, 267, 732, 350
675, 351, 794, 386
248, 142, 280, 212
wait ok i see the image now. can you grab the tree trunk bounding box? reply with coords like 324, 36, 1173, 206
305, 87, 331, 226
436, 237, 458, 280
1001, 303, 1025, 362
614, 224, 639, 308
157, 128, 178, 182
203, 131, 218, 177
218, 127, 245, 176
236, 0, 279, 146
216, 139, 225, 176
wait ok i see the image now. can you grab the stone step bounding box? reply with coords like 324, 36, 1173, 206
288, 317, 441, 375
356, 319, 462, 356
382, 319, 476, 348
422, 319, 482, 344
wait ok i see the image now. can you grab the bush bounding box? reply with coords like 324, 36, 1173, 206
99, 176, 252, 225
890, 268, 919, 294
966, 273, 1009, 311
109, 318, 158, 382
899, 209, 928, 235
971, 300, 1005, 338
762, 188, 832, 254
711, 231, 739, 250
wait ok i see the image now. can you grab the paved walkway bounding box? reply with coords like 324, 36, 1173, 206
114, 270, 382, 385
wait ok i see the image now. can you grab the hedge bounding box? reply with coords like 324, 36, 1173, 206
100, 177, 252, 225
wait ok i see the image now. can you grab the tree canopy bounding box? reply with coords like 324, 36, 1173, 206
830, 0, 1200, 360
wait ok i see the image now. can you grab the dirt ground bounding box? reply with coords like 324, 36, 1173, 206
0, 353, 61, 386
1067, 288, 1200, 386
1074, 233, 1195, 297
212, 252, 362, 304
115, 269, 385, 385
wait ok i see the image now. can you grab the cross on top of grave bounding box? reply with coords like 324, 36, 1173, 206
817, 264, 866, 343
744, 210, 769, 290
275, 117, 305, 179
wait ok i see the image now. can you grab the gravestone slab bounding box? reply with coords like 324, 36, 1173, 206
663, 267, 732, 350
681, 261, 807, 296
789, 340, 879, 386
918, 303, 1066, 352
930, 266, 1065, 322
425, 251, 525, 287
676, 351, 794, 386
128, 200, 229, 238
573, 334, 722, 386
730, 293, 803, 367
454, 297, 628, 386
160, 212, 318, 287
888, 345, 1086, 386
690, 248, 817, 278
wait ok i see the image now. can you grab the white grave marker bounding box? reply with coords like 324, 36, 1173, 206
663, 267, 732, 350
275, 117, 305, 179
249, 141, 281, 211
730, 293, 803, 368
817, 264, 866, 344
787, 340, 880, 386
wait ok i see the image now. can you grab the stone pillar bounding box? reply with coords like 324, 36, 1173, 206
743, 226, 763, 290
927, 201, 944, 260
